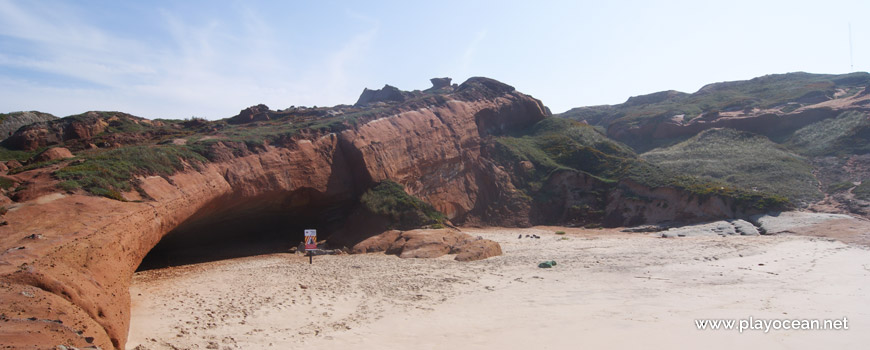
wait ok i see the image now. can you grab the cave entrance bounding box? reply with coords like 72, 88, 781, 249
136, 188, 355, 271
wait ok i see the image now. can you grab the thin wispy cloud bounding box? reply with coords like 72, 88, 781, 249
0, 1, 868, 117
460, 30, 487, 74
0, 1, 160, 88
0, 1, 381, 118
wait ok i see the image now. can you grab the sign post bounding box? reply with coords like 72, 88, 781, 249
304, 229, 317, 264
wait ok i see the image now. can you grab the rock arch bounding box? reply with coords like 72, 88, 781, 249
0, 86, 550, 349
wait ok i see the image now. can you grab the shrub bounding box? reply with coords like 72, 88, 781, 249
642, 128, 820, 204
360, 180, 445, 229
53, 145, 206, 199
787, 111, 870, 156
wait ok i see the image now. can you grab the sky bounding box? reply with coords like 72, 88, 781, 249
1, 0, 868, 120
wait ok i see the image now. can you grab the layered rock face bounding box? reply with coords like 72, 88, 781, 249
3, 112, 110, 151
1, 111, 163, 151
606, 98, 870, 146
0, 77, 548, 349
0, 111, 57, 140
0, 76, 787, 349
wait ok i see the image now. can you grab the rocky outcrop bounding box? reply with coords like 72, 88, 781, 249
430, 77, 452, 89
1, 112, 167, 151
453, 239, 502, 261
0, 111, 57, 140
5, 160, 21, 169
354, 84, 413, 106
3, 112, 113, 151
0, 75, 787, 349
351, 228, 502, 261
351, 230, 403, 253
32, 147, 75, 163
340, 77, 547, 224
227, 104, 271, 124
623, 90, 686, 107
0, 77, 547, 349
0, 134, 354, 349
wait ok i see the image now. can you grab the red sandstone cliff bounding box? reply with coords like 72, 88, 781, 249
0, 76, 789, 349
0, 77, 549, 349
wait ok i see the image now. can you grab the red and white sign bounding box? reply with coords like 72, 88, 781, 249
304, 229, 317, 251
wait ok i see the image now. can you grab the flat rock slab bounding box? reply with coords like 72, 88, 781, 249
729, 219, 760, 236
660, 221, 739, 237
656, 211, 860, 239
751, 212, 853, 235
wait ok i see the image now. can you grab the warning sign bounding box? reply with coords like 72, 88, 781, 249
304, 229, 317, 251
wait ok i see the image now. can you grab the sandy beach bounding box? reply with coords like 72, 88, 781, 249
127, 225, 870, 350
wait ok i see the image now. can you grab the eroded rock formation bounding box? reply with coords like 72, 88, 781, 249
0, 76, 791, 349
0, 77, 548, 349
0, 111, 57, 141
430, 77, 452, 89
351, 228, 502, 261
354, 84, 412, 106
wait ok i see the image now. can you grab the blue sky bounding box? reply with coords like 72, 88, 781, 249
1, 0, 868, 119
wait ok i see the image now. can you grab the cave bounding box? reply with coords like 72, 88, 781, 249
137, 188, 356, 271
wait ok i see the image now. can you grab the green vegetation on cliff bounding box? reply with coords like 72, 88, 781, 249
491, 118, 789, 210
786, 111, 870, 156
53, 145, 206, 200
559, 72, 870, 128
360, 180, 446, 229
0, 106, 393, 200
641, 128, 821, 204
492, 118, 633, 181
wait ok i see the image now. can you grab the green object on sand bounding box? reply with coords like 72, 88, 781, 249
538, 260, 557, 268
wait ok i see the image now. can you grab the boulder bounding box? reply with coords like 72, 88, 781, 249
228, 104, 271, 124
400, 229, 469, 250
33, 147, 74, 163
5, 160, 21, 169
395, 229, 460, 259
730, 219, 760, 236
350, 228, 503, 261
351, 230, 402, 254
453, 239, 502, 261
399, 241, 451, 259
430, 77, 452, 89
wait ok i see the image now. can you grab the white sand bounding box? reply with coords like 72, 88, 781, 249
127, 227, 870, 350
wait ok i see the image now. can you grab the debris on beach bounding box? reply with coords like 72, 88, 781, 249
538, 260, 557, 268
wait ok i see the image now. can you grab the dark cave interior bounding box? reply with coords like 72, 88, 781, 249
136, 188, 355, 271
